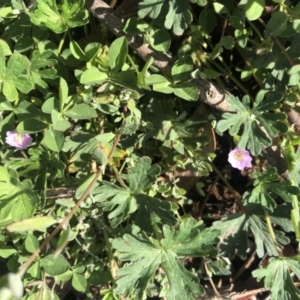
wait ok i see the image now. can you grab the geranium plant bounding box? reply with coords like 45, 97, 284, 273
0, 0, 299, 299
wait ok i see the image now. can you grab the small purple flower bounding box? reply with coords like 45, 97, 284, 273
228, 147, 252, 171
5, 130, 32, 150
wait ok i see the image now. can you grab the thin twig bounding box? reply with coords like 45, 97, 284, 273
18, 131, 123, 277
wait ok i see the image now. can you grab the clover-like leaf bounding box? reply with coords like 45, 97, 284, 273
30, 50, 57, 91
243, 0, 264, 21
246, 167, 300, 211
61, 0, 89, 28
41, 254, 70, 276
212, 204, 289, 259
266, 11, 288, 37
0, 167, 39, 224
30, 0, 88, 34
138, 0, 192, 35
253, 256, 300, 300
164, 0, 193, 36
0, 46, 34, 101
138, 0, 165, 19
112, 218, 219, 299
30, 0, 67, 33
217, 93, 288, 155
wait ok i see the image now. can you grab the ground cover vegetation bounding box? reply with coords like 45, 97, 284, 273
0, 0, 300, 299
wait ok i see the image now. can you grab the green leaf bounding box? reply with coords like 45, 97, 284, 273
93, 146, 108, 165
165, 0, 193, 35
43, 126, 64, 152
30, 50, 57, 91
266, 11, 288, 37
289, 147, 300, 187
145, 74, 169, 85
0, 50, 34, 101
17, 119, 48, 133
61, 0, 89, 29
93, 157, 177, 227
243, 0, 265, 21
15, 101, 42, 122
212, 204, 289, 258
288, 64, 300, 75
127, 157, 160, 193
72, 273, 87, 292
253, 257, 300, 299
69, 40, 87, 61
246, 167, 300, 211
80, 67, 108, 85
51, 109, 71, 132
30, 0, 88, 33
108, 37, 128, 72
172, 82, 198, 101
138, 0, 192, 35
58, 77, 70, 111
27, 262, 41, 279
7, 216, 57, 233
149, 28, 171, 52
221, 36, 234, 50
25, 234, 39, 253
0, 167, 38, 223
138, 0, 164, 19
14, 37, 33, 53
136, 57, 153, 90
112, 218, 219, 299
56, 230, 70, 253
198, 6, 216, 34
145, 75, 173, 93
30, 0, 67, 33
171, 56, 194, 83
213, 2, 228, 14
40, 254, 70, 276
123, 17, 149, 35
75, 173, 99, 199
0, 247, 17, 259
0, 39, 12, 56
64, 103, 97, 120
217, 94, 287, 155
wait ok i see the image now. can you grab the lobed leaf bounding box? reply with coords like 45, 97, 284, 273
253, 257, 300, 299
212, 204, 290, 258
113, 218, 219, 299
217, 93, 287, 155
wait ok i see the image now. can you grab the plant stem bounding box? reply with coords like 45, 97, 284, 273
265, 210, 283, 257
210, 162, 245, 213
258, 18, 295, 67
127, 54, 139, 73
112, 165, 128, 189
204, 261, 221, 297
247, 20, 264, 41
209, 59, 251, 97
18, 131, 123, 277
58, 30, 68, 55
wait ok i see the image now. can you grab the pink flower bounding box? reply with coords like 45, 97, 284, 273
228, 148, 252, 171
5, 131, 32, 150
